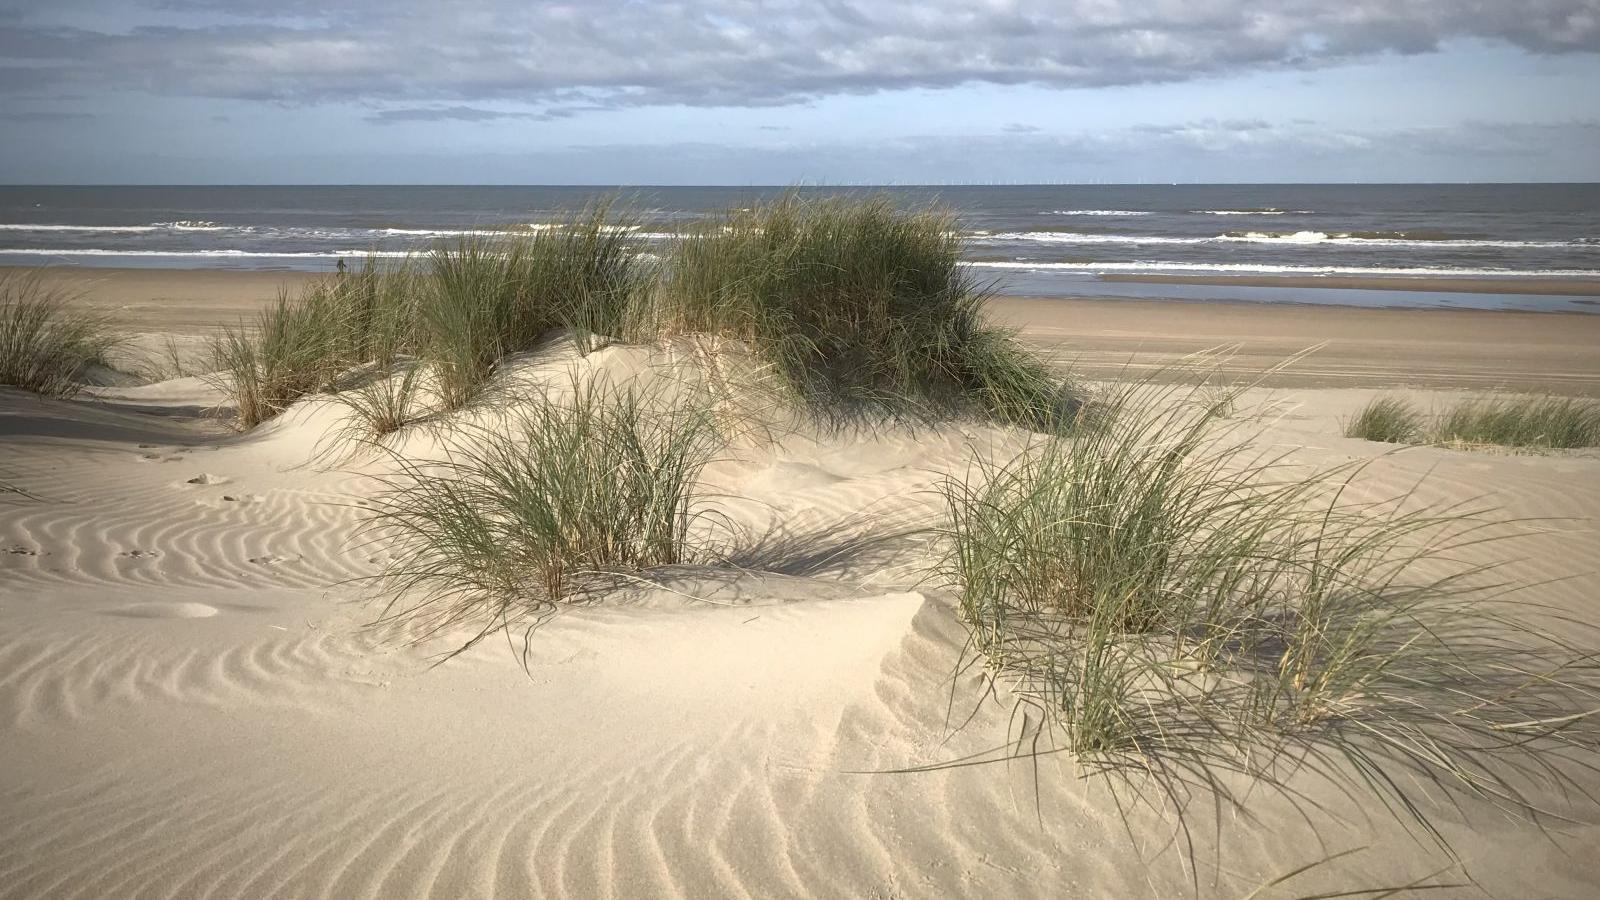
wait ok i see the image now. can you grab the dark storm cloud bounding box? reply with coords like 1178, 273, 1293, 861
0, 0, 1596, 109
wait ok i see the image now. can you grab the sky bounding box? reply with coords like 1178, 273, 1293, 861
2, 0, 1598, 184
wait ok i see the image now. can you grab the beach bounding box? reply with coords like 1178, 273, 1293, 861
4, 257, 1600, 899
8, 0, 1600, 889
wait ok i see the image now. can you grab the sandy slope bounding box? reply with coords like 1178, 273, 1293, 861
3, 342, 1600, 898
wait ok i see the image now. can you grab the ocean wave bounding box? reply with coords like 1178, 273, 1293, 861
153, 221, 229, 231
1191, 208, 1312, 216
972, 230, 1592, 250
378, 227, 494, 237
0, 221, 233, 233
0, 248, 416, 259
968, 260, 1600, 278
1042, 210, 1151, 216
1216, 230, 1589, 249
979, 232, 1198, 245
0, 224, 163, 233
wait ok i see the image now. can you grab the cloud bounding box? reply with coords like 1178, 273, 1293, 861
0, 1, 1596, 110
1003, 123, 1041, 134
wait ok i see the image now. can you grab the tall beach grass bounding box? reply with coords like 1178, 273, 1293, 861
0, 271, 120, 397
941, 380, 1600, 841
212, 205, 655, 428
1346, 393, 1600, 450
421, 204, 654, 412
359, 372, 722, 656
656, 193, 1082, 429
1433, 394, 1600, 449
1343, 395, 1425, 444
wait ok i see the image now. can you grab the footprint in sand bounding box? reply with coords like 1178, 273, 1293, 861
186, 473, 230, 485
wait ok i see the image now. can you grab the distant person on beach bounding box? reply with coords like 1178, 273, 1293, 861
336, 258, 347, 275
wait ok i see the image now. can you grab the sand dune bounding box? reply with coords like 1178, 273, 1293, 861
4, 323, 1600, 898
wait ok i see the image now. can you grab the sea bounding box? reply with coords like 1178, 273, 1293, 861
2, 184, 1597, 312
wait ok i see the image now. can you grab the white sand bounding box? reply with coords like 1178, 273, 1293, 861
3, 339, 1600, 898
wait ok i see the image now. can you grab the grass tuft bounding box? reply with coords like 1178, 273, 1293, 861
656, 193, 1083, 429
1346, 394, 1600, 450
1432, 395, 1600, 449
213, 205, 654, 427
940, 379, 1600, 840
0, 271, 120, 397
1344, 395, 1425, 443
359, 371, 722, 658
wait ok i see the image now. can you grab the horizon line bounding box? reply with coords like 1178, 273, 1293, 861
5, 181, 1600, 189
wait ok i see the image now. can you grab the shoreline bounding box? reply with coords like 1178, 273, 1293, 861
11, 264, 1600, 394
1099, 273, 1600, 297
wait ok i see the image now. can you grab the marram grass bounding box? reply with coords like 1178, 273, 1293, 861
1433, 394, 1600, 449
940, 379, 1600, 846
0, 271, 120, 398
655, 193, 1084, 430
420, 204, 654, 412
358, 372, 722, 658
212, 203, 653, 428
212, 196, 1078, 436
1343, 395, 1425, 444
1346, 393, 1600, 450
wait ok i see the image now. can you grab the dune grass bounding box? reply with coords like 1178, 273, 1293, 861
1432, 395, 1600, 449
1346, 393, 1600, 450
359, 372, 722, 657
940, 380, 1600, 841
1343, 395, 1425, 444
213, 195, 1076, 434
0, 271, 120, 397
420, 204, 654, 412
657, 193, 1082, 430
213, 205, 654, 428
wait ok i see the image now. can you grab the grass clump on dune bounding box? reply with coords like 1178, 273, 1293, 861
1432, 394, 1600, 449
657, 193, 1082, 430
214, 195, 1075, 434
1345, 393, 1600, 450
360, 372, 721, 656
0, 271, 120, 397
422, 204, 653, 412
1343, 395, 1425, 444
940, 380, 1599, 837
211, 258, 425, 429
213, 205, 653, 428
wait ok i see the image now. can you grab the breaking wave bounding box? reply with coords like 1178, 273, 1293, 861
969, 260, 1600, 278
